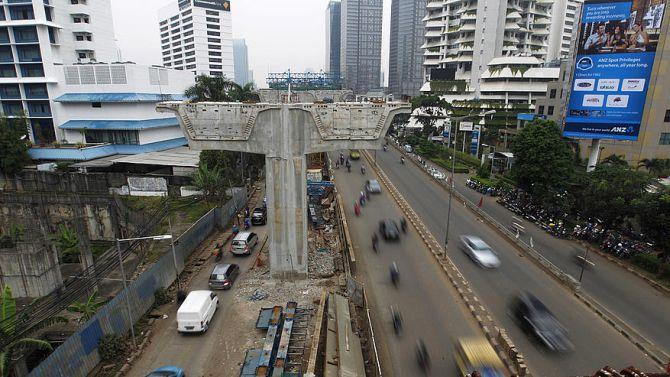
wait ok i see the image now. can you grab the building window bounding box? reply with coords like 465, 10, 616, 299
160, 26, 168, 32
91, 102, 101, 108
209, 51, 221, 56
161, 38, 169, 44
173, 47, 182, 53
85, 130, 139, 145
184, 37, 194, 43
208, 44, 221, 50
185, 44, 194, 50
78, 52, 87, 58
183, 23, 193, 30
206, 17, 219, 23
209, 64, 222, 69
182, 16, 192, 23
206, 24, 220, 30
186, 64, 196, 69
186, 57, 195, 63
549, 89, 556, 99
206, 10, 219, 15
209, 57, 222, 63
162, 50, 170, 56
538, 105, 544, 115
660, 133, 670, 145
664, 109, 670, 122
547, 106, 554, 115
181, 9, 192, 16
183, 30, 193, 36
173, 54, 182, 59
208, 38, 220, 43
160, 19, 168, 26
210, 71, 222, 76
185, 50, 195, 56
207, 31, 220, 36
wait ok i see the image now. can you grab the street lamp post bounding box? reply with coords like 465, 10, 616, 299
116, 234, 172, 348
443, 110, 496, 256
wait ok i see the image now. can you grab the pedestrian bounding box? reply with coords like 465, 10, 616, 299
354, 201, 361, 216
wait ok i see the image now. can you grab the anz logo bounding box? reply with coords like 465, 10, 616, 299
610, 126, 634, 133
576, 57, 594, 71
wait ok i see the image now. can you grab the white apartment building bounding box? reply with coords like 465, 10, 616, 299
421, 0, 579, 102
0, 0, 117, 144
158, 0, 234, 79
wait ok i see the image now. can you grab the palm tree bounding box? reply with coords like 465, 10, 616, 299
637, 158, 670, 177
67, 293, 107, 322
53, 224, 79, 263
1, 286, 65, 377
184, 75, 237, 102
230, 83, 260, 103
601, 154, 628, 166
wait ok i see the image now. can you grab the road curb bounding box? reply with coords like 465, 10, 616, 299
363, 150, 529, 377
388, 143, 670, 370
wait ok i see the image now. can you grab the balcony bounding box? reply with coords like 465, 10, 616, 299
427, 1, 443, 9
73, 39, 95, 50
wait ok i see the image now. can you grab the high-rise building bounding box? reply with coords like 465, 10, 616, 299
340, 0, 383, 94
388, 0, 425, 99
325, 0, 341, 78
421, 0, 580, 100
158, 0, 234, 79
0, 0, 118, 144
233, 38, 249, 85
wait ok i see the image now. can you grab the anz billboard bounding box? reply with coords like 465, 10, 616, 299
179, 0, 231, 11
564, 0, 666, 140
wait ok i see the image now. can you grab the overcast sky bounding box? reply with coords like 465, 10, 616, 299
111, 0, 392, 88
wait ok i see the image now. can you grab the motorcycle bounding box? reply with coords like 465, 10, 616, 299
390, 262, 399, 286
383, 145, 388, 152
416, 340, 430, 371
400, 157, 405, 165
372, 233, 379, 253
361, 165, 366, 174
391, 306, 403, 335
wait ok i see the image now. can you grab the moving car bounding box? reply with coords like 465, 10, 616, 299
145, 366, 185, 377
349, 149, 361, 160
459, 235, 501, 268
208, 263, 240, 290
251, 207, 267, 225
454, 337, 505, 377
230, 232, 259, 256
379, 219, 400, 241
365, 179, 382, 194
511, 292, 573, 352
177, 290, 218, 333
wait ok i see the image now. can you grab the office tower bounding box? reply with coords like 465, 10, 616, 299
388, 0, 425, 99
233, 38, 249, 85
325, 0, 341, 78
341, 0, 383, 94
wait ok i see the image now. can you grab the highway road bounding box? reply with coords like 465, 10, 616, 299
332, 154, 484, 377
373, 147, 659, 376
450, 171, 670, 356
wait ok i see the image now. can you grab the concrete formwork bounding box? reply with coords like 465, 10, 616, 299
157, 100, 410, 278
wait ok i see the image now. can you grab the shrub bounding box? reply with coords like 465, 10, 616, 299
98, 334, 124, 362
631, 253, 661, 274
477, 163, 491, 179
154, 287, 171, 307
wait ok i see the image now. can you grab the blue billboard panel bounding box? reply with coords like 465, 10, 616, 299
470, 126, 480, 155
564, 0, 666, 141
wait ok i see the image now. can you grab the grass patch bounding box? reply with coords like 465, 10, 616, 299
430, 157, 470, 173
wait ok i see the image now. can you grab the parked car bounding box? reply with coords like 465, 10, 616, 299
230, 231, 259, 256
349, 149, 361, 160
511, 292, 573, 352
404, 144, 413, 153
251, 207, 267, 225
366, 179, 382, 194
177, 290, 218, 333
379, 219, 401, 241
208, 263, 240, 290
145, 366, 185, 377
459, 235, 501, 268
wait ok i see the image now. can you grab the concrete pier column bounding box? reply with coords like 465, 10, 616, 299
587, 138, 601, 172
266, 155, 308, 279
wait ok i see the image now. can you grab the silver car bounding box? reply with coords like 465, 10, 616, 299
459, 235, 501, 268
366, 179, 382, 193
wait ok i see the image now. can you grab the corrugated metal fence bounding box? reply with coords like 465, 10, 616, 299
28, 188, 248, 377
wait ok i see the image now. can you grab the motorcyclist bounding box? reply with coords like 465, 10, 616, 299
339, 152, 344, 165
416, 339, 430, 371
400, 156, 405, 164
346, 158, 351, 172
372, 232, 379, 252
390, 262, 399, 285
391, 306, 403, 334
400, 217, 407, 233
383, 144, 388, 151
361, 164, 366, 174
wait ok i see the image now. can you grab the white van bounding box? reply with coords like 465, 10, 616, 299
176, 290, 219, 333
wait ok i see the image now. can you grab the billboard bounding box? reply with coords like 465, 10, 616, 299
194, 0, 230, 11
564, 0, 666, 140
470, 125, 481, 155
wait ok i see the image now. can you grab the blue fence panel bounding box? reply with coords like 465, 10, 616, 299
79, 320, 103, 355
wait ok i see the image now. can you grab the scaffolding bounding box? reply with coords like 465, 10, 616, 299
266, 70, 341, 91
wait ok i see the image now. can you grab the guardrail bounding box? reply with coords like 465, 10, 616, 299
363, 150, 528, 376
388, 141, 670, 369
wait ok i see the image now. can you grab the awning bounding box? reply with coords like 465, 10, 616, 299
54, 93, 187, 103
112, 147, 200, 167
59, 117, 179, 130
69, 154, 131, 168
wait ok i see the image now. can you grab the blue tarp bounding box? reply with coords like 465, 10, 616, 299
54, 93, 187, 103
59, 118, 179, 130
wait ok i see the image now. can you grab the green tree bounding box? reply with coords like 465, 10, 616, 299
1, 286, 65, 377
601, 154, 628, 166
229, 82, 260, 102
184, 75, 237, 102
511, 119, 575, 206
67, 293, 107, 322
638, 187, 670, 260
410, 94, 451, 110
577, 164, 652, 228
53, 224, 79, 263
637, 158, 670, 177
0, 117, 30, 175
191, 163, 227, 201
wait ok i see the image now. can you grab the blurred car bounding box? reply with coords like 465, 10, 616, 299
379, 219, 400, 241
251, 207, 267, 225
512, 292, 573, 352
366, 179, 382, 194
459, 235, 501, 268
349, 150, 361, 160
432, 170, 446, 180
145, 366, 185, 377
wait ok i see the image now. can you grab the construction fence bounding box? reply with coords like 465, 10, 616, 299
28, 188, 247, 377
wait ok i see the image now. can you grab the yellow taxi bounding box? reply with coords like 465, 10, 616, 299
454, 337, 506, 377
349, 149, 361, 160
